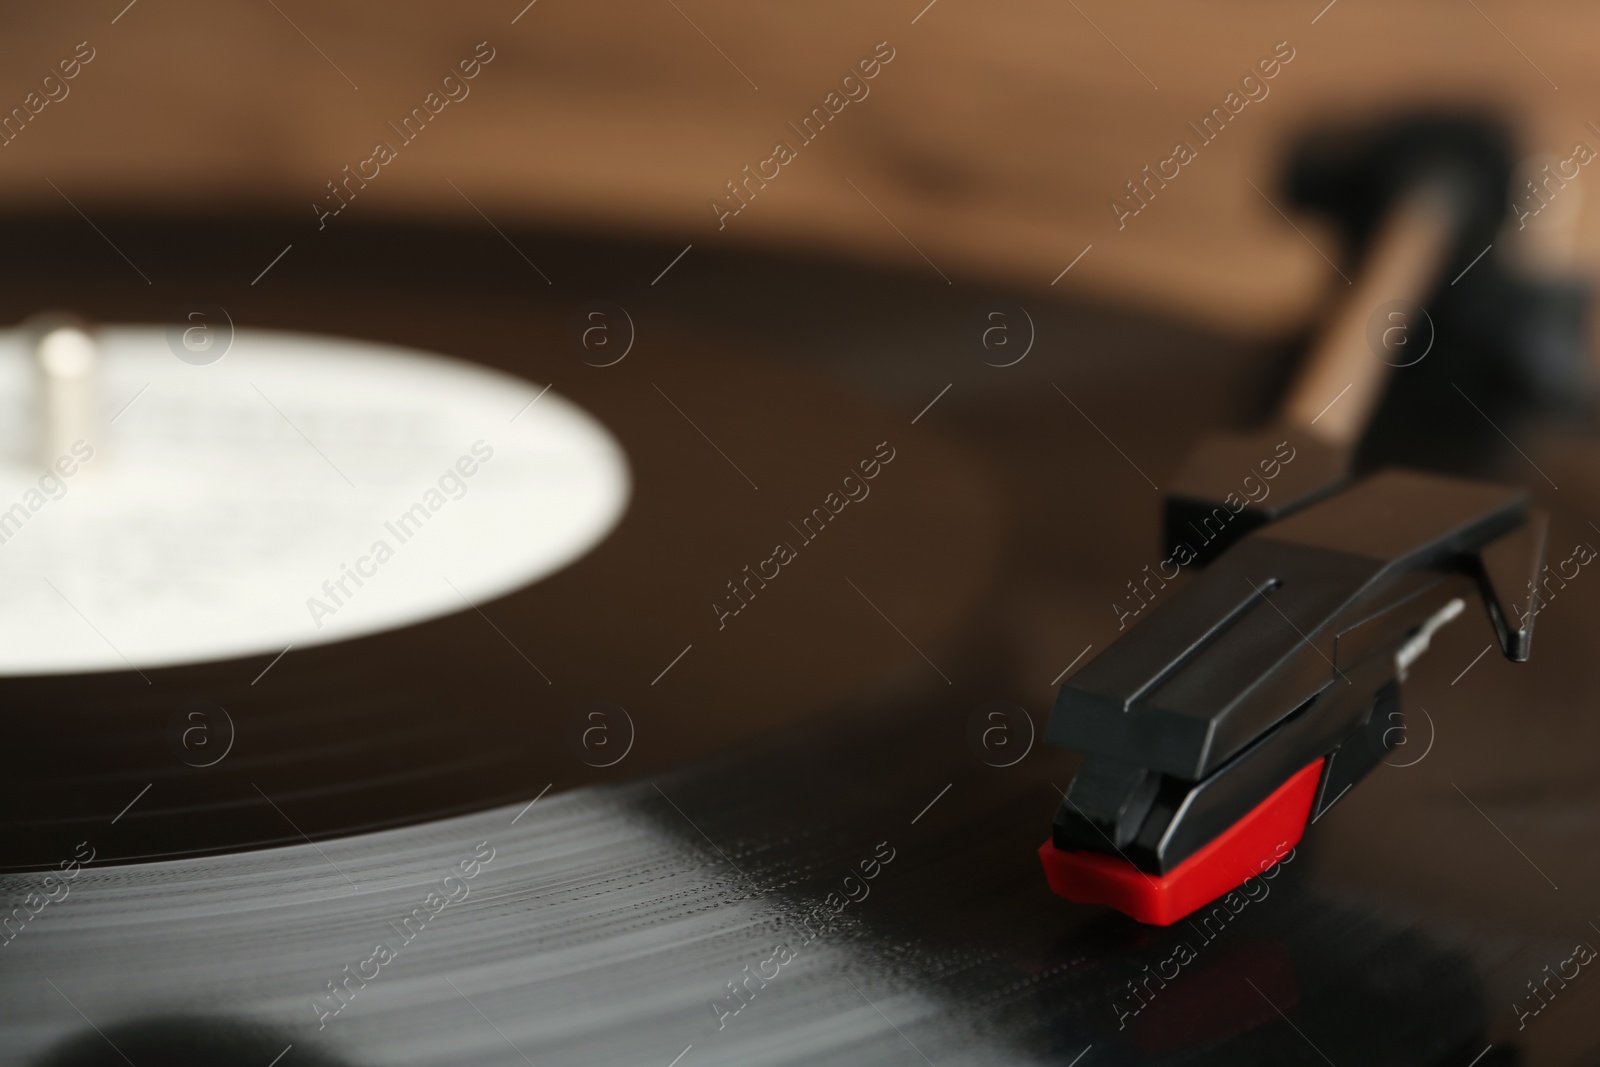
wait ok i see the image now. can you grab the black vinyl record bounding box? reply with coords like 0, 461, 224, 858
4, 213, 1599, 1067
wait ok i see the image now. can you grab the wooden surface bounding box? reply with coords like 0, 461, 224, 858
2, 0, 1597, 332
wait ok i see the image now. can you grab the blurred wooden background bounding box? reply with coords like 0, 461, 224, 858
1, 0, 1596, 333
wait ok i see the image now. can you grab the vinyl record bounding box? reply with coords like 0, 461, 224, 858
6, 214, 1600, 1067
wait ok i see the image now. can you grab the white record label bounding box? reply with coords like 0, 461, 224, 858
0, 326, 630, 675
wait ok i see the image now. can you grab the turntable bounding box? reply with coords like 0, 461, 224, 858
5, 7, 1600, 1066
